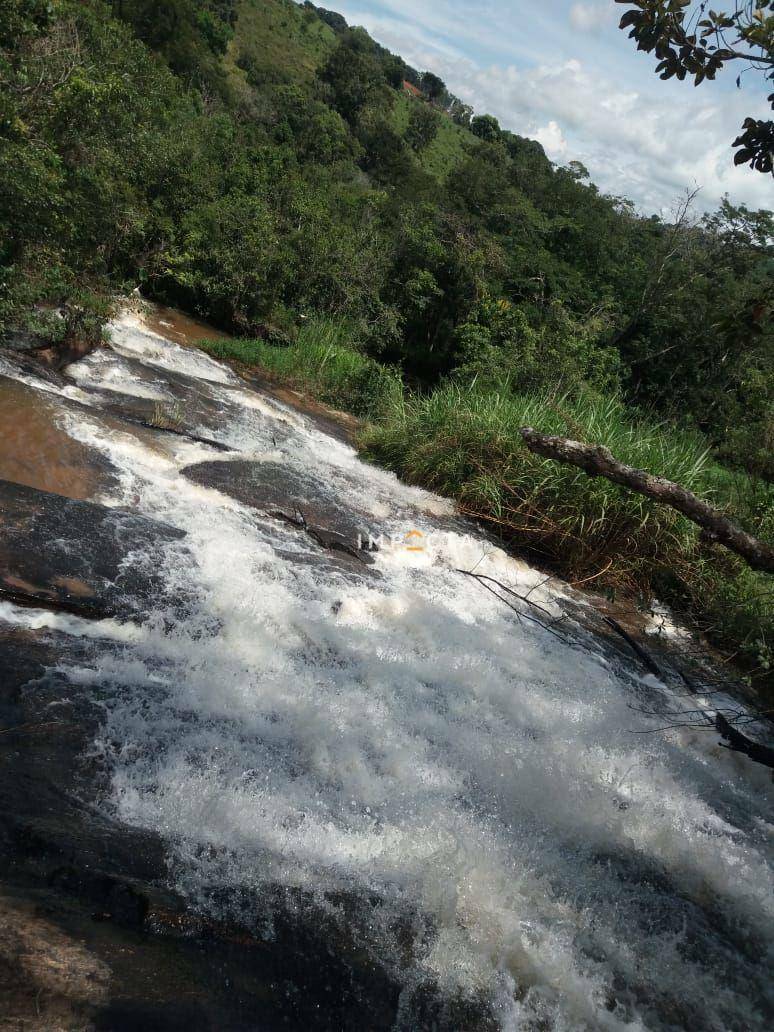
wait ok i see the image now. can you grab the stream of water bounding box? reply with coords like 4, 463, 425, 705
1, 306, 772, 1029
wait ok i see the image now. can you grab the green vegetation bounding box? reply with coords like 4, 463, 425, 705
362, 386, 774, 679
0, 0, 771, 685
391, 92, 469, 179
200, 317, 402, 418
617, 1, 773, 173
225, 0, 336, 88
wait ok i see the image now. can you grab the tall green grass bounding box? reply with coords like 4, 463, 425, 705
361, 384, 774, 683
361, 386, 711, 582
200, 316, 403, 419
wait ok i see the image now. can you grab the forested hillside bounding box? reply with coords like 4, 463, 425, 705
1, 0, 772, 683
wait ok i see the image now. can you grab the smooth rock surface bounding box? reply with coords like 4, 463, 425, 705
0, 480, 187, 618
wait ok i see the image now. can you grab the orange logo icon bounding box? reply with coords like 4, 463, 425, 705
404, 530, 425, 552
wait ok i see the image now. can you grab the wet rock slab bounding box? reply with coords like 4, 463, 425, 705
0, 622, 478, 1030
0, 374, 116, 501
0, 479, 187, 618
0, 623, 413, 1031
181, 460, 377, 570
66, 350, 235, 440
1, 326, 97, 371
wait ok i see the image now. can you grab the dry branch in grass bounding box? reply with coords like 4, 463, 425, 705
519, 428, 774, 574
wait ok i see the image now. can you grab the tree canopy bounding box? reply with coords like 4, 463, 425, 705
0, 0, 771, 480
616, 1, 774, 172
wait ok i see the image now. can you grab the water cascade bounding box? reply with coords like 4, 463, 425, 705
0, 305, 771, 1029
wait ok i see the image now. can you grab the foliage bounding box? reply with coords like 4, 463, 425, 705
361, 384, 774, 683
1, 0, 200, 326
199, 317, 403, 418
111, 0, 236, 94
405, 103, 440, 152
616, 1, 774, 171
451, 295, 621, 394
303, 3, 348, 36
470, 114, 502, 142
319, 31, 389, 123
419, 70, 447, 103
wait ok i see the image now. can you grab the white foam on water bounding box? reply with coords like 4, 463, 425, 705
5, 311, 772, 1029
643, 600, 692, 642
207, 376, 457, 529
218, 383, 308, 429
0, 600, 146, 644
65, 350, 170, 401
107, 310, 238, 385
0, 354, 94, 406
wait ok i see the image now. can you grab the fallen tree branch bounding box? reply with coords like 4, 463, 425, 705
715, 713, 774, 770
456, 568, 577, 646
602, 616, 665, 679
519, 428, 774, 574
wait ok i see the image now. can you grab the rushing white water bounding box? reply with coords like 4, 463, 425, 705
4, 308, 773, 1029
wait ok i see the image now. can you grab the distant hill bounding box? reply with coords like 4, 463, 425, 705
222, 0, 480, 181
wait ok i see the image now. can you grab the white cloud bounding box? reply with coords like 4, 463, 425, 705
534, 120, 568, 157
322, 2, 773, 213
569, 3, 613, 33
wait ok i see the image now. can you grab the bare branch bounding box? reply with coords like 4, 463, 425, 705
715, 712, 774, 768
519, 428, 774, 574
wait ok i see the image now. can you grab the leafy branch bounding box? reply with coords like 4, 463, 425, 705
616, 1, 774, 171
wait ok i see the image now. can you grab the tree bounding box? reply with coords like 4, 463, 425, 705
272, 86, 354, 165
405, 104, 440, 152
303, 3, 348, 34
0, 0, 51, 48
381, 53, 416, 89
111, 0, 233, 93
449, 98, 473, 127
419, 70, 447, 103
320, 35, 387, 123
358, 122, 415, 185
470, 114, 502, 142
616, 1, 774, 172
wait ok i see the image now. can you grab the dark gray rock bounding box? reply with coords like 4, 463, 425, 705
0, 623, 412, 1030
0, 479, 188, 618
0, 328, 52, 354
181, 460, 377, 570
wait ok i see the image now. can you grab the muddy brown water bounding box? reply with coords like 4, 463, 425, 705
0, 376, 100, 501
143, 303, 231, 348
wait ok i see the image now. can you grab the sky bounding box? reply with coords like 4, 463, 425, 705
315, 0, 773, 214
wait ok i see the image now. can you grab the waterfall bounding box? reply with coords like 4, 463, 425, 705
1, 304, 771, 1030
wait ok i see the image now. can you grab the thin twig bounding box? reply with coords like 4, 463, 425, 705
0, 721, 73, 736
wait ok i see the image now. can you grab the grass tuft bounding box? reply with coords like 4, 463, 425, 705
199, 316, 403, 419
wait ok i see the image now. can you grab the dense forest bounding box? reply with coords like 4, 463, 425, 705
1, 0, 772, 684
